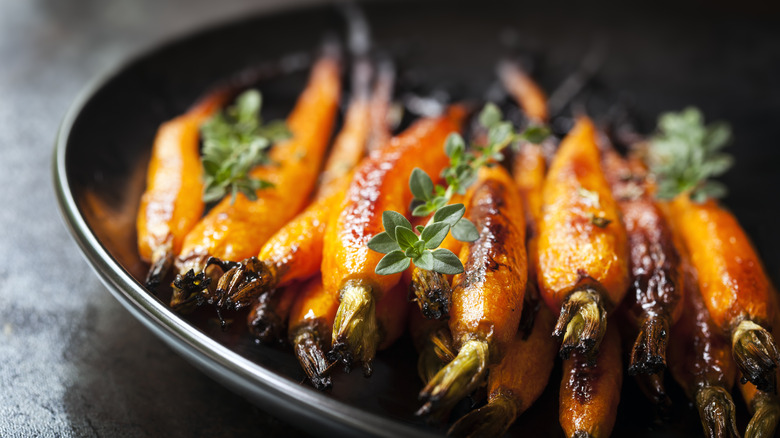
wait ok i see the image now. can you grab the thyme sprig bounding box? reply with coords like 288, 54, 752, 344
648, 107, 733, 202
367, 103, 550, 276
201, 89, 291, 204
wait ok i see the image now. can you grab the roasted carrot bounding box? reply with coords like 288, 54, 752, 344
137, 87, 231, 289
667, 256, 740, 438
668, 195, 780, 393
418, 165, 527, 416
169, 53, 341, 310
537, 117, 629, 361
409, 308, 455, 384
366, 59, 396, 152
288, 275, 339, 390
247, 284, 298, 343
497, 60, 548, 124
209, 58, 390, 312
323, 107, 466, 376
448, 306, 557, 438
559, 323, 622, 438
601, 148, 683, 375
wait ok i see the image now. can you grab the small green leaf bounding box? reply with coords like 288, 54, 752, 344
445, 133, 466, 158
409, 168, 434, 202
412, 203, 435, 217
432, 196, 448, 210
421, 222, 451, 249
451, 218, 479, 242
416, 225, 425, 233
395, 226, 419, 251
430, 248, 464, 275
375, 251, 411, 275
367, 232, 401, 254
382, 210, 412, 240
519, 125, 551, 145
691, 181, 727, 202
488, 122, 513, 146
413, 240, 427, 254
479, 103, 502, 129
433, 203, 466, 226
413, 250, 435, 271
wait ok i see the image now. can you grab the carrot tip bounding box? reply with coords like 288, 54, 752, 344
745, 391, 780, 438
635, 372, 672, 412
417, 339, 489, 418
410, 267, 452, 320
695, 385, 740, 438
292, 322, 333, 391
145, 247, 173, 293
447, 392, 519, 438
328, 280, 379, 377
629, 315, 670, 375
553, 289, 606, 363
732, 319, 780, 393
170, 269, 210, 312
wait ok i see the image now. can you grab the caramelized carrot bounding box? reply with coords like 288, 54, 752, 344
418, 165, 527, 416
497, 60, 548, 124
667, 256, 740, 438
137, 87, 230, 289
537, 117, 629, 361
288, 275, 339, 390
601, 148, 683, 375
448, 306, 557, 438
366, 59, 396, 152
169, 53, 341, 310
668, 195, 780, 393
323, 107, 466, 375
559, 323, 622, 438
247, 283, 298, 343
409, 308, 455, 384
210, 58, 390, 312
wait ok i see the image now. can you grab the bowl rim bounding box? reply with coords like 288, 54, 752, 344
51, 4, 440, 437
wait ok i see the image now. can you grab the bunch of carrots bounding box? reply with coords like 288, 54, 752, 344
135, 43, 780, 438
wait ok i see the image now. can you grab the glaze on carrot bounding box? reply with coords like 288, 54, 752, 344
418, 165, 527, 416
537, 117, 629, 361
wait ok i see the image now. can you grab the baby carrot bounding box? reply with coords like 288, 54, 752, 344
536, 117, 629, 361
418, 165, 527, 416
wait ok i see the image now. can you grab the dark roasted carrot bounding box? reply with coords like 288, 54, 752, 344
169, 54, 341, 310
323, 107, 466, 376
537, 117, 629, 361
137, 87, 231, 290
448, 306, 556, 438
667, 255, 740, 438
559, 323, 622, 438
669, 195, 780, 393
418, 165, 527, 416
247, 283, 298, 343
601, 148, 683, 375
288, 275, 339, 390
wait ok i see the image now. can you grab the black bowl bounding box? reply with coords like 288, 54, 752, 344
53, 1, 780, 436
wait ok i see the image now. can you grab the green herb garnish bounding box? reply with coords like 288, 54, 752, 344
648, 107, 733, 202
201, 89, 291, 204
367, 103, 549, 276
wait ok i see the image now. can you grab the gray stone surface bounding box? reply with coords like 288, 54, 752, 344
0, 0, 317, 436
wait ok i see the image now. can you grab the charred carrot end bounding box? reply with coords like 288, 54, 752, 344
247, 286, 296, 344
694, 385, 740, 438
553, 289, 607, 362
448, 391, 520, 438
417, 339, 489, 417
745, 391, 780, 438
170, 269, 211, 312
629, 314, 670, 375
411, 266, 452, 320
210, 257, 277, 310
329, 279, 379, 376
291, 321, 333, 391
732, 319, 780, 393
145, 241, 173, 291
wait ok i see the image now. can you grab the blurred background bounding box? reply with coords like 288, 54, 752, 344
1, 0, 779, 437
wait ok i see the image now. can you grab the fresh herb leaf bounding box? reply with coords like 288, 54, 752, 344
410, 168, 434, 202
648, 107, 733, 202
451, 218, 479, 242
382, 211, 412, 241
200, 89, 291, 204
375, 251, 411, 275
430, 248, 464, 275
433, 204, 466, 226
395, 226, 420, 251
413, 250, 435, 271
367, 231, 401, 254
421, 222, 451, 249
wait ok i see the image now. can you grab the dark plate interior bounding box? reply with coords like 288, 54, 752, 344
55, 1, 780, 436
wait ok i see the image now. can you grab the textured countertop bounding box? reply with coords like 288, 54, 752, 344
0, 1, 315, 436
